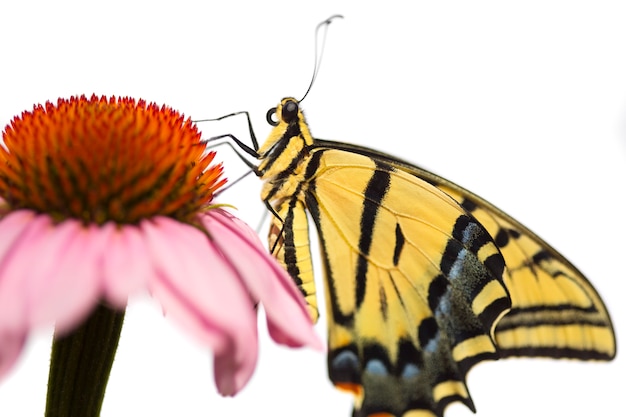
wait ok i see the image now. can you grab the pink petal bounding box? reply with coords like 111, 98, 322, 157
0, 212, 53, 333
140, 216, 259, 395
38, 221, 114, 333
0, 213, 113, 335
0, 213, 65, 332
102, 222, 153, 308
213, 318, 259, 396
0, 330, 25, 379
0, 210, 39, 331
0, 210, 37, 264
199, 209, 322, 351
0, 212, 113, 377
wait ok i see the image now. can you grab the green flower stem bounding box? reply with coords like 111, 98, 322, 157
45, 304, 125, 417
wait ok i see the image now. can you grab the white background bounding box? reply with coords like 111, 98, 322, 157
1, 1, 625, 416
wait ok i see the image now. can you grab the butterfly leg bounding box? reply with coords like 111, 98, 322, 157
195, 110, 260, 151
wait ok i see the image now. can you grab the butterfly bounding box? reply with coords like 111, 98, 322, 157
221, 96, 616, 417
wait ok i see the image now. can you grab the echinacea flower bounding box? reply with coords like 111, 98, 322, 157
0, 95, 321, 413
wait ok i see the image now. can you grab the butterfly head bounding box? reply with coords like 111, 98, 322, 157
257, 98, 314, 159
266, 98, 300, 127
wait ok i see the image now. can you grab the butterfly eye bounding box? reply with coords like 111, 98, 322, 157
266, 107, 279, 126
281, 100, 299, 123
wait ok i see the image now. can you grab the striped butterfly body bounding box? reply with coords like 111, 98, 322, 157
254, 98, 615, 417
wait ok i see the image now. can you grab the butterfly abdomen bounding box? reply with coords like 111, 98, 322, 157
269, 196, 320, 323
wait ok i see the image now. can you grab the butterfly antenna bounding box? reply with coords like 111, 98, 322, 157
300, 14, 344, 102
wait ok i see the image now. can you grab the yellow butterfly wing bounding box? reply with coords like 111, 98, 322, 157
319, 140, 616, 362
440, 184, 615, 359
257, 98, 615, 417
266, 148, 512, 415
310, 149, 516, 416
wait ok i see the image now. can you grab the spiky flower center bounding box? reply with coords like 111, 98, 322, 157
0, 95, 225, 224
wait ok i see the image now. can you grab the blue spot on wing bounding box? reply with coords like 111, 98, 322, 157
401, 363, 420, 379
448, 248, 468, 281
365, 359, 388, 376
